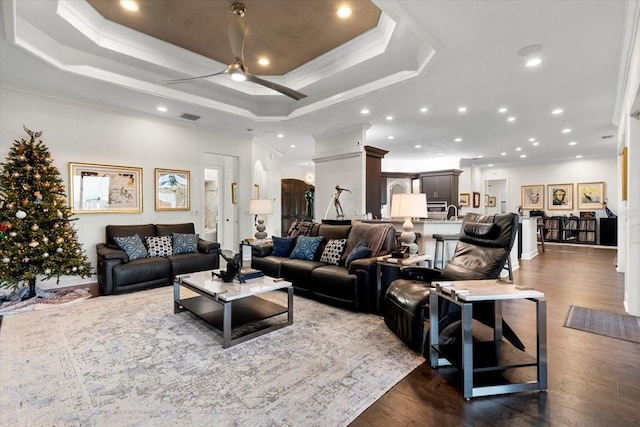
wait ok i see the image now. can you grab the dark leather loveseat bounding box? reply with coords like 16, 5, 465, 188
96, 223, 220, 295
251, 221, 396, 312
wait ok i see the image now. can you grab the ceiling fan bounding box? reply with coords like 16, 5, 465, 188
164, 3, 307, 100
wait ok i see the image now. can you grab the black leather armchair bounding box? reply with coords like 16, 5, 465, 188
384, 212, 521, 354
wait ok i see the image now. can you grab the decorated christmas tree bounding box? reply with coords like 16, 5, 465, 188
0, 126, 92, 298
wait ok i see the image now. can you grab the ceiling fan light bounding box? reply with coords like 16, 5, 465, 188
231, 72, 247, 82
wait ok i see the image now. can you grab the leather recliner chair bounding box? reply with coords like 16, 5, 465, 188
384, 212, 522, 354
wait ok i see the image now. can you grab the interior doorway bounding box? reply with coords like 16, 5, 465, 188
483, 178, 509, 215
281, 178, 314, 236
204, 153, 238, 252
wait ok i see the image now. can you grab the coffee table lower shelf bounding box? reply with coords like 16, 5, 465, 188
175, 290, 293, 348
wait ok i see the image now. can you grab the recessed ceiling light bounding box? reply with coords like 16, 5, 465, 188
414, 145, 422, 148
516, 147, 522, 151
156, 106, 167, 112
568, 141, 577, 146
488, 164, 494, 167
576, 155, 583, 158
258, 57, 270, 66
526, 58, 542, 67
533, 142, 540, 146
501, 152, 507, 156
507, 116, 516, 122
336, 6, 352, 18
420, 107, 428, 113
277, 134, 284, 138
458, 106, 467, 113
290, 144, 296, 148
386, 116, 393, 121
498, 107, 507, 113
520, 154, 527, 158
361, 109, 370, 115
387, 136, 395, 140
477, 155, 483, 158
437, 153, 444, 156
562, 128, 572, 134
454, 137, 462, 142
552, 108, 563, 115
529, 137, 536, 142
120, 0, 139, 12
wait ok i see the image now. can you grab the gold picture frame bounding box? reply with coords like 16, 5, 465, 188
521, 184, 544, 210
155, 168, 190, 211
459, 193, 470, 207
547, 183, 573, 210
577, 182, 605, 210
231, 182, 238, 204
487, 196, 497, 207
69, 162, 142, 213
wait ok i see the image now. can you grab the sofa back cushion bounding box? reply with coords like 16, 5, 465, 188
106, 224, 155, 248
316, 224, 351, 240
155, 223, 196, 236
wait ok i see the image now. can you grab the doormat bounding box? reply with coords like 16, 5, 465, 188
564, 305, 640, 344
0, 287, 92, 316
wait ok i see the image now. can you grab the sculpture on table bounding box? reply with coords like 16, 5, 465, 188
333, 185, 351, 219
304, 187, 315, 220
213, 251, 241, 282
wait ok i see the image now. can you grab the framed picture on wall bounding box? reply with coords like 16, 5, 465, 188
155, 168, 190, 211
577, 182, 605, 210
547, 183, 573, 210
459, 193, 470, 207
472, 192, 480, 208
487, 196, 497, 207
521, 184, 544, 210
231, 182, 238, 204
69, 162, 142, 213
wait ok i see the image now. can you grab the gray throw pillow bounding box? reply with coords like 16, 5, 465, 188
173, 232, 199, 254
113, 234, 148, 260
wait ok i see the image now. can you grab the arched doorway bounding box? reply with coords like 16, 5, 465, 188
281, 178, 314, 236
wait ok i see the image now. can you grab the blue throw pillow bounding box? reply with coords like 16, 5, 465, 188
345, 240, 372, 267
114, 234, 148, 260
272, 236, 296, 257
290, 236, 323, 260
173, 232, 199, 255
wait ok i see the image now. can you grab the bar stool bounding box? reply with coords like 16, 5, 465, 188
536, 221, 546, 252
432, 233, 459, 269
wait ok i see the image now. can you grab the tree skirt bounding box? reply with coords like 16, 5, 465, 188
0, 287, 92, 315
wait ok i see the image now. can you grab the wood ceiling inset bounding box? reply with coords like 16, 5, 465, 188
87, 0, 382, 76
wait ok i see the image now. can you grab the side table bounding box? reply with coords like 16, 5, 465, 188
376, 254, 432, 313
428, 279, 547, 399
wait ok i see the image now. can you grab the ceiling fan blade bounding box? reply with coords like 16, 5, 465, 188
226, 11, 247, 63
163, 69, 228, 85
245, 73, 307, 100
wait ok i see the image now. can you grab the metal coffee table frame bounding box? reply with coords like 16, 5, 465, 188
174, 272, 293, 348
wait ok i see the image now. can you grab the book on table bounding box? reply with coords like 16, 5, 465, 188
240, 268, 265, 281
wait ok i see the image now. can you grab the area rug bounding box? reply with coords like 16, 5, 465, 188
0, 286, 422, 426
564, 305, 640, 344
0, 287, 92, 316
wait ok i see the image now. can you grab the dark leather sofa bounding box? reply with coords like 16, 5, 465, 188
251, 221, 396, 312
96, 223, 220, 295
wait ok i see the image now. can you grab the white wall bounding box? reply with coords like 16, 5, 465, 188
0, 86, 254, 287
480, 158, 617, 216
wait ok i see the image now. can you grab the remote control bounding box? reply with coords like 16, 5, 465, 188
273, 278, 285, 282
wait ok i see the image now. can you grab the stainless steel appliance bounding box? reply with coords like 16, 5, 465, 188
426, 201, 448, 220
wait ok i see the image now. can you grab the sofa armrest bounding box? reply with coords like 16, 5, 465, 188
348, 256, 377, 271
96, 243, 129, 262
252, 242, 273, 257
198, 239, 220, 254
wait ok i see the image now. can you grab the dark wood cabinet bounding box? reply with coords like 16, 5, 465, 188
599, 217, 617, 246
364, 146, 388, 218
418, 169, 461, 205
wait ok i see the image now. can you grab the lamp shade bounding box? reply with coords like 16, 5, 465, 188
249, 199, 273, 215
390, 193, 428, 218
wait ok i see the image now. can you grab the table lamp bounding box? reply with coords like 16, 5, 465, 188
390, 193, 428, 255
249, 199, 273, 241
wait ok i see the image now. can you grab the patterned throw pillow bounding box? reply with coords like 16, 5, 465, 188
320, 238, 347, 265
146, 236, 173, 258
345, 240, 372, 267
113, 234, 148, 260
272, 236, 296, 257
290, 236, 323, 260
172, 232, 199, 255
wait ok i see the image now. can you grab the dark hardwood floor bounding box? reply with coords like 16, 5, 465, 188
351, 244, 640, 427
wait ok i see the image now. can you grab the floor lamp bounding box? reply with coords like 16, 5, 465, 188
390, 193, 428, 256
249, 199, 273, 241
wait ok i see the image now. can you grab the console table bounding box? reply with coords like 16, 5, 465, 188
428, 280, 547, 399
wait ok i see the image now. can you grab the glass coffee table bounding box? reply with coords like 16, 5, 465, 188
174, 270, 293, 348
